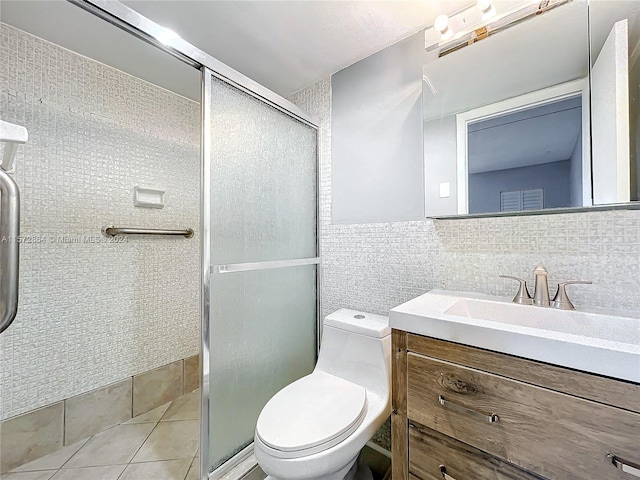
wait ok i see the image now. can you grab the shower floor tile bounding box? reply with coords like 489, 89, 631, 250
4, 390, 219, 480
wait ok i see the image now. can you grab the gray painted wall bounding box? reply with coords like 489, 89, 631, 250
424, 115, 457, 216
331, 32, 425, 223
468, 161, 572, 214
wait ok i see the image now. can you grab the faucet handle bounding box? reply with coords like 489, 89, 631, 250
551, 281, 592, 310
499, 275, 533, 305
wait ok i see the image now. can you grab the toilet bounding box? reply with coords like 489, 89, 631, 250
254, 309, 391, 480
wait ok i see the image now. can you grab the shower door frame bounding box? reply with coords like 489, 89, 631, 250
201, 68, 321, 480
66, 2, 322, 479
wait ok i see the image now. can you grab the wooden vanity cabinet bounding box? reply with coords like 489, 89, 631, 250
391, 330, 640, 480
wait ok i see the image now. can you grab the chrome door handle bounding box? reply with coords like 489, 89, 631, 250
608, 454, 640, 477
439, 465, 456, 480
0, 168, 20, 334
439, 395, 499, 423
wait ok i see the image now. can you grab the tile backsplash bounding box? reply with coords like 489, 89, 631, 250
0, 24, 200, 420
289, 77, 640, 325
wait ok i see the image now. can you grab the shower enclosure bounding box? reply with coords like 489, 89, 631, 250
202, 71, 319, 476
0, 1, 319, 479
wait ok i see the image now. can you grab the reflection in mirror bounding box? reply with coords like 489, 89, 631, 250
467, 95, 583, 214
589, 0, 640, 204
423, 0, 590, 217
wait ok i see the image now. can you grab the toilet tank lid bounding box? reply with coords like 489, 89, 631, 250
324, 309, 390, 338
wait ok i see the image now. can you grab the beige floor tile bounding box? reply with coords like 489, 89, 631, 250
161, 390, 199, 422
183, 355, 200, 393
119, 459, 191, 480
132, 420, 199, 463
185, 465, 199, 480
126, 403, 171, 424
50, 465, 126, 480
64, 423, 155, 468
132, 361, 183, 417
242, 466, 266, 480
64, 379, 132, 445
1, 403, 64, 473
11, 440, 88, 473
0, 471, 56, 480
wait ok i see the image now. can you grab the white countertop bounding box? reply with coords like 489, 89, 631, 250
389, 290, 640, 383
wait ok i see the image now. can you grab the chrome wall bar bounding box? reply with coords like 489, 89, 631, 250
0, 169, 20, 334
67, 0, 319, 128
212, 257, 320, 275
101, 226, 194, 238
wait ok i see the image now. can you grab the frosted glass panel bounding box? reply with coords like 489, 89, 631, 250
208, 265, 317, 469
209, 77, 317, 264
206, 75, 318, 473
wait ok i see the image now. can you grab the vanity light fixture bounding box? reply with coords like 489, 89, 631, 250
425, 0, 571, 57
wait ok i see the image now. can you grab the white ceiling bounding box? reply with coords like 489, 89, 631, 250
121, 0, 471, 97
0, 0, 472, 100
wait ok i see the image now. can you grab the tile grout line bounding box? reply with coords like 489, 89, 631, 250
111, 415, 166, 480
130, 375, 135, 424
56, 436, 92, 473
12, 391, 199, 480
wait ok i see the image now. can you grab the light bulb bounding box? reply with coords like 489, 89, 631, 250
434, 14, 449, 34
477, 0, 496, 20
433, 14, 453, 41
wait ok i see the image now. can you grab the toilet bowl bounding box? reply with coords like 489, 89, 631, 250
254, 309, 391, 480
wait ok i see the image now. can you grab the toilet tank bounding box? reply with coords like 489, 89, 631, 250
315, 309, 391, 397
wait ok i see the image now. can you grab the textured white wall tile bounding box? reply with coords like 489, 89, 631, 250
0, 24, 200, 420
289, 77, 640, 321
289, 76, 640, 452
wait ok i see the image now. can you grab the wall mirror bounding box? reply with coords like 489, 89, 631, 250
422, 0, 640, 218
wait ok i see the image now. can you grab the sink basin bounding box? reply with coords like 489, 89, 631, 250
389, 290, 640, 383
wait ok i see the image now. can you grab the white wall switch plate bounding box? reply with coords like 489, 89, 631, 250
133, 186, 165, 209
439, 182, 451, 198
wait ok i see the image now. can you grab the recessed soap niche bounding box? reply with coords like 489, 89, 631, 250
133, 186, 165, 209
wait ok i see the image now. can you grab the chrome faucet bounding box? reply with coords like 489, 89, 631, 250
533, 265, 550, 307
501, 266, 592, 310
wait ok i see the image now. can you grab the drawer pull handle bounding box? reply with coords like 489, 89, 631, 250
608, 454, 640, 477
438, 395, 499, 424
439, 465, 456, 480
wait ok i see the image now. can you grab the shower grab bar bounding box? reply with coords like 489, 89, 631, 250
213, 257, 320, 274
0, 169, 20, 334
102, 226, 194, 238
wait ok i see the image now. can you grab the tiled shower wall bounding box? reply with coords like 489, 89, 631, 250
289, 77, 640, 324
0, 24, 200, 420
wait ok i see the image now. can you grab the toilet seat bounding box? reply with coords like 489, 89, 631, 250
256, 371, 367, 459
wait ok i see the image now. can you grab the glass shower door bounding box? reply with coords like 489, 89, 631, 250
201, 70, 319, 476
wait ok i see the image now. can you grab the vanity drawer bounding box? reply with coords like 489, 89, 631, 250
409, 422, 546, 480
407, 352, 640, 480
